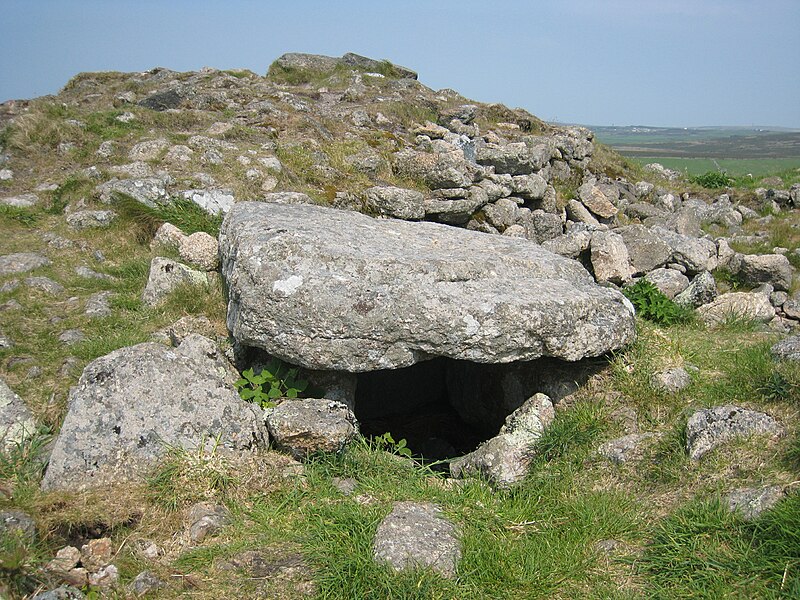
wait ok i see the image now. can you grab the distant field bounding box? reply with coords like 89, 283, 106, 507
630, 156, 800, 177
591, 125, 800, 159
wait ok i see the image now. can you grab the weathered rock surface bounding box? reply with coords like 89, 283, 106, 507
0, 509, 37, 541
41, 338, 268, 490
220, 202, 635, 371
0, 252, 51, 276
675, 271, 718, 308
726, 485, 786, 520
181, 189, 235, 215
728, 253, 793, 292
66, 210, 118, 230
188, 502, 230, 543
266, 399, 358, 460
178, 232, 220, 271
771, 335, 800, 361
449, 393, 554, 487
97, 177, 169, 208
618, 225, 672, 274
598, 432, 658, 465
590, 231, 634, 284
685, 405, 782, 460
650, 226, 717, 273
644, 268, 690, 299
650, 367, 691, 394
373, 501, 460, 578
0, 378, 37, 450
141, 257, 209, 306
697, 291, 775, 325
365, 186, 425, 220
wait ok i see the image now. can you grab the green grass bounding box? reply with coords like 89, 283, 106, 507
632, 156, 800, 178
638, 495, 800, 598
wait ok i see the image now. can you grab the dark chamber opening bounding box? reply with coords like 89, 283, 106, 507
354, 355, 603, 462
355, 358, 488, 461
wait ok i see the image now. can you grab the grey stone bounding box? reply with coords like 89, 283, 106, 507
262, 191, 315, 205
566, 199, 600, 226
542, 230, 592, 260
85, 291, 114, 318
332, 477, 358, 495
634, 181, 654, 197
771, 335, 800, 361
393, 148, 476, 190
650, 226, 717, 274
644, 269, 690, 299
128, 570, 164, 597
511, 174, 547, 201
31, 586, 86, 600
1, 193, 38, 208
674, 271, 718, 308
138, 88, 182, 111
590, 231, 633, 284
702, 196, 743, 228
266, 399, 358, 460
373, 501, 460, 578
0, 252, 51, 276
365, 186, 425, 220
449, 394, 553, 487
220, 202, 636, 371
0, 509, 37, 541
476, 139, 551, 175
150, 222, 186, 249
58, 329, 86, 346
728, 253, 793, 292
178, 232, 219, 271
618, 225, 672, 274
522, 209, 564, 244
697, 291, 775, 325
650, 367, 691, 393
26, 276, 65, 296
188, 502, 230, 543
40, 339, 268, 490
726, 486, 786, 520
0, 331, 14, 349
685, 405, 782, 460
626, 202, 667, 220
66, 210, 117, 230
481, 198, 519, 231
424, 186, 490, 224
97, 177, 170, 208
129, 138, 169, 161
75, 266, 114, 281
141, 257, 209, 306
578, 182, 618, 219
0, 378, 37, 450
598, 432, 658, 464
180, 189, 235, 215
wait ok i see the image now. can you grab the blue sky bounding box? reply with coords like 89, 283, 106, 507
1, 0, 798, 128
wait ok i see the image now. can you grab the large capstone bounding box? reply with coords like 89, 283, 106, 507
220, 202, 635, 372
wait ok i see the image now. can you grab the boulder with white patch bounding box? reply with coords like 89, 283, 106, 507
220, 201, 635, 372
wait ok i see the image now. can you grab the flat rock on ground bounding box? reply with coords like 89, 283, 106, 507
220, 202, 635, 371
373, 501, 460, 578
726, 486, 786, 520
0, 252, 51, 276
685, 404, 782, 460
41, 337, 268, 490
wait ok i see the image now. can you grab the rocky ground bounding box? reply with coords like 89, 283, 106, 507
0, 52, 799, 598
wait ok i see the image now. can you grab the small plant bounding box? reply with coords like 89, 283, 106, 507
691, 171, 733, 189
623, 279, 694, 326
757, 371, 794, 402
372, 432, 413, 458
235, 358, 309, 409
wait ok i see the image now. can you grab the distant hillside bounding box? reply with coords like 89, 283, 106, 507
587, 125, 800, 159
